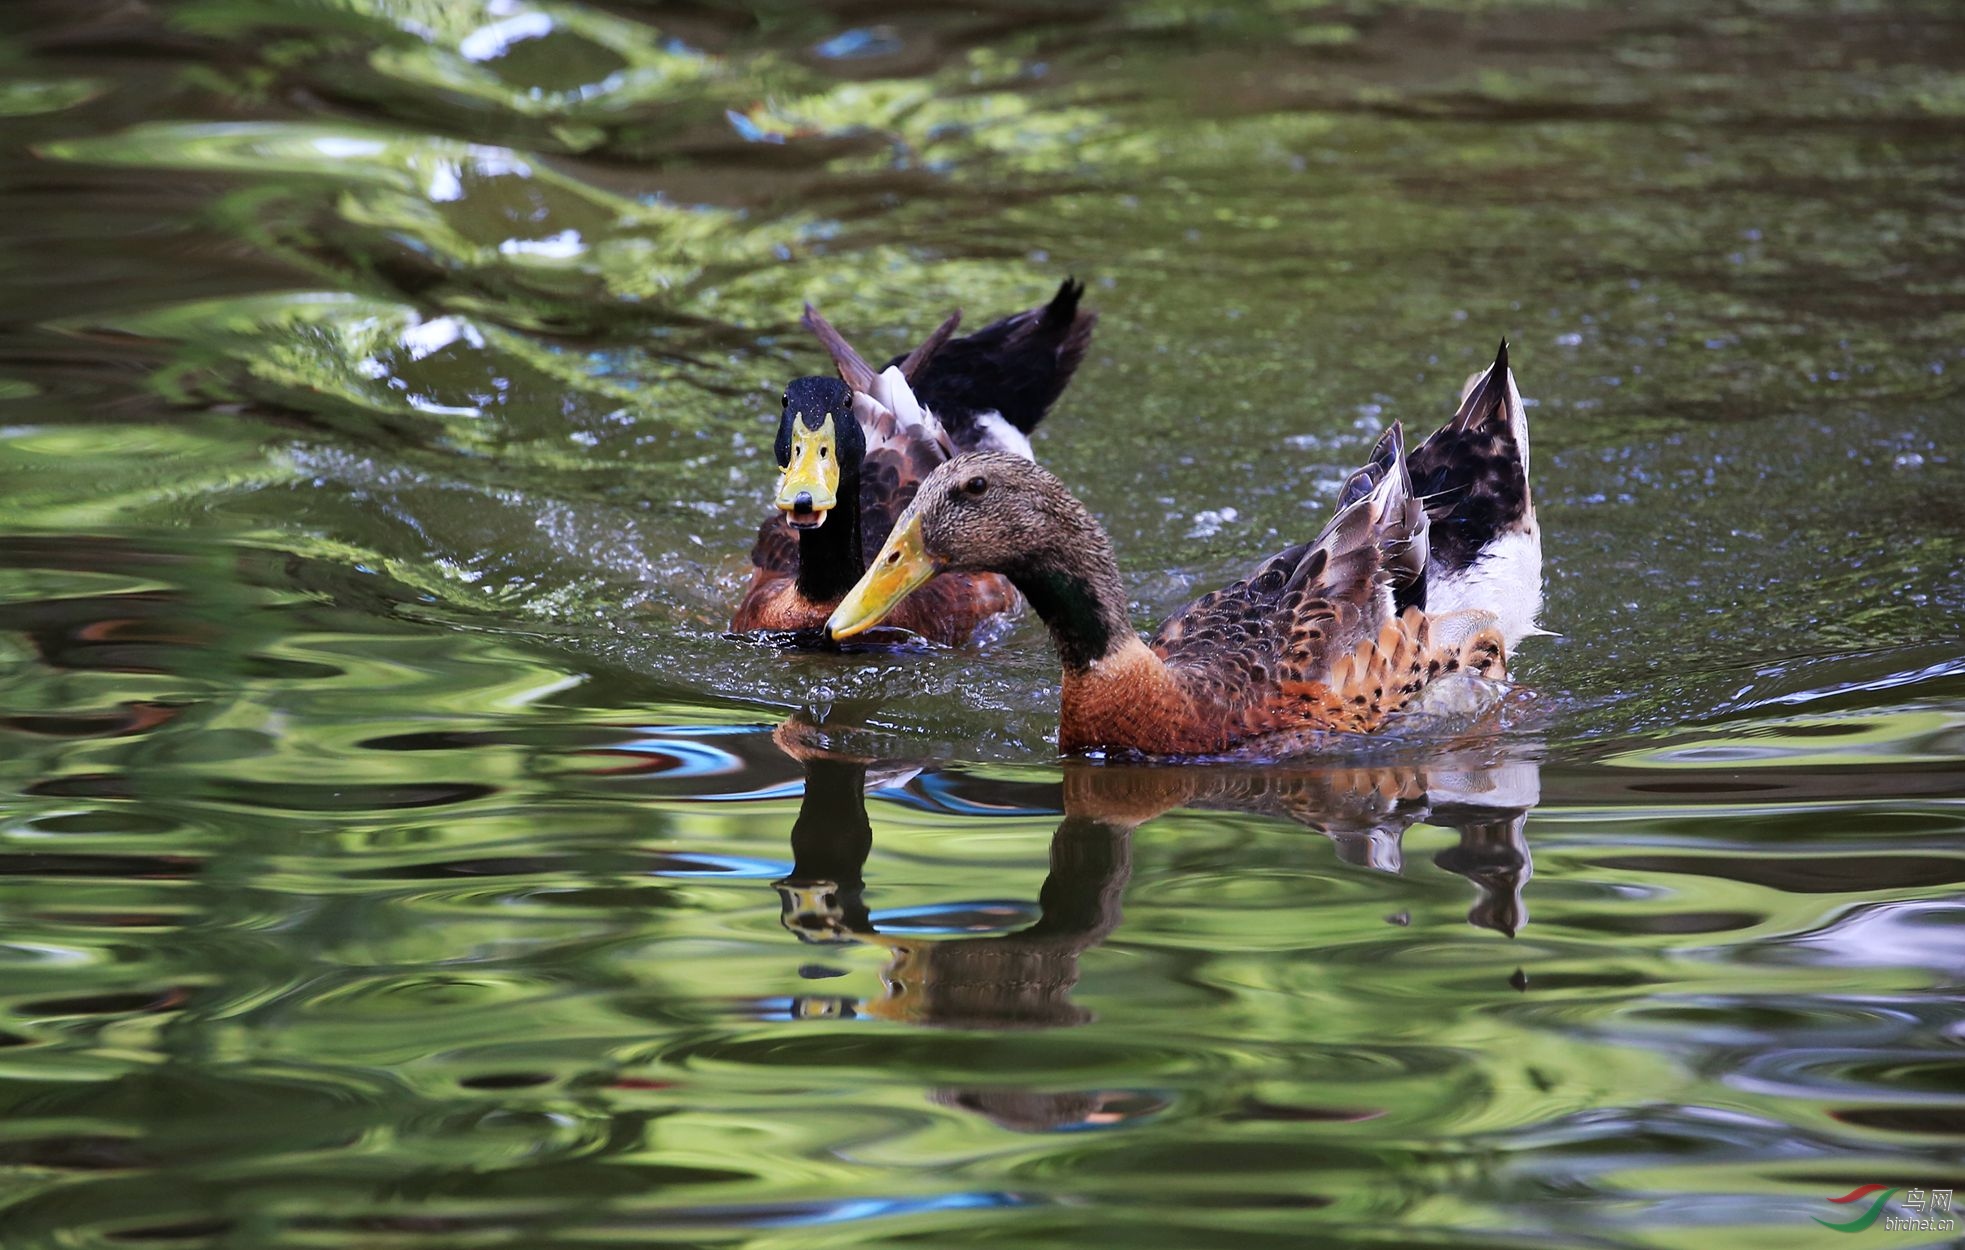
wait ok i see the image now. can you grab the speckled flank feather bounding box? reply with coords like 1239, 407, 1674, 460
1316, 607, 1506, 732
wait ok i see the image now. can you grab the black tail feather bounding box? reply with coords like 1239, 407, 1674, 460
1449, 338, 1510, 434
886, 277, 1099, 442
897, 309, 964, 384
1405, 340, 1530, 577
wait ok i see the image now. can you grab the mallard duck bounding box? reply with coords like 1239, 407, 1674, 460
732, 279, 1097, 644
827, 342, 1543, 757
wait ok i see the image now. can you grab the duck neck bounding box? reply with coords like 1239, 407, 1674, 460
1006, 537, 1136, 673
794, 472, 865, 604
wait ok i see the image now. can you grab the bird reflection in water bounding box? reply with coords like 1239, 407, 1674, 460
767, 720, 1538, 1132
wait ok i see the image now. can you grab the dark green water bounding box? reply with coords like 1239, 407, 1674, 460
1, 1, 1962, 1246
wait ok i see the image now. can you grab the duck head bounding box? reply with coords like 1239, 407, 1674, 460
827, 452, 1133, 671
774, 376, 862, 530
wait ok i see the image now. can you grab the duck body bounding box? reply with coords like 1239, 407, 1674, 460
732, 279, 1096, 646
827, 342, 1541, 758
731, 372, 1021, 643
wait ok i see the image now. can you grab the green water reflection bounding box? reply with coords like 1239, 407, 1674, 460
0, 0, 1961, 1246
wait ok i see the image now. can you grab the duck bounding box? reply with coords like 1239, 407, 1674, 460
826, 342, 1543, 757
732, 279, 1097, 644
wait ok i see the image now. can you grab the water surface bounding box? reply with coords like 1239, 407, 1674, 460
0, 1, 1961, 1246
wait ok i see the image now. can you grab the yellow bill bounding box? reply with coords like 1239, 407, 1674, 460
827, 514, 939, 639
777, 413, 841, 528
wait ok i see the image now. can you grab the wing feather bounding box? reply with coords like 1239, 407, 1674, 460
1152, 422, 1425, 699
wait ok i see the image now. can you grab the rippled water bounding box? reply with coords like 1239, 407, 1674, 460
0, 1, 1961, 1245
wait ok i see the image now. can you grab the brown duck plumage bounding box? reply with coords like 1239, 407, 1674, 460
827, 342, 1539, 757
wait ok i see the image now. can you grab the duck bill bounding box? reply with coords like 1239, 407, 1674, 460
776, 420, 841, 529
827, 515, 939, 639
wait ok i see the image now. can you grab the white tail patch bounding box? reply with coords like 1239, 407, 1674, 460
1425, 528, 1543, 651
968, 410, 1034, 461
1439, 355, 1539, 650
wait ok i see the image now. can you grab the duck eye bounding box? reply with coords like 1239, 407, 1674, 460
962, 475, 988, 497
819, 447, 828, 458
